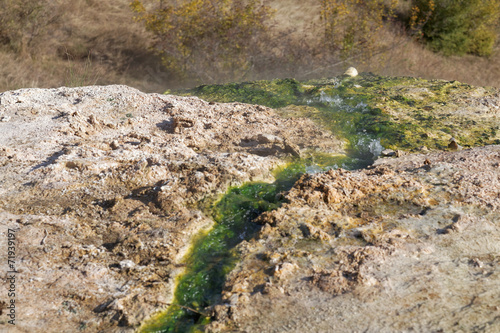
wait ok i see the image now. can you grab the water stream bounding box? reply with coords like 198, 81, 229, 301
140, 78, 385, 332
141, 162, 306, 332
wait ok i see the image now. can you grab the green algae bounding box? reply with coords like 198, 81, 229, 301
139, 161, 310, 332
143, 74, 500, 331
179, 73, 500, 152
139, 154, 360, 332
186, 78, 304, 108
305, 75, 500, 150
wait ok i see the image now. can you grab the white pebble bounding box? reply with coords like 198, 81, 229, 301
344, 67, 358, 77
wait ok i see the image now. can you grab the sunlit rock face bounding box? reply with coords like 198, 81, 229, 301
181, 75, 500, 333
0, 85, 340, 332
1, 75, 499, 333
212, 146, 500, 332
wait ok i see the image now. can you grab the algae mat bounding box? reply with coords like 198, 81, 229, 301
142, 74, 500, 331
183, 74, 500, 152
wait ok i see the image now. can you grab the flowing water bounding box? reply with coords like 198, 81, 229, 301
140, 78, 387, 332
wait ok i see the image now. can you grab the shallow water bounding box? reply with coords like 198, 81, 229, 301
140, 162, 305, 332
140, 80, 385, 332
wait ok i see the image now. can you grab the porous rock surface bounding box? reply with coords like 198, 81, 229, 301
209, 146, 500, 332
0, 85, 341, 332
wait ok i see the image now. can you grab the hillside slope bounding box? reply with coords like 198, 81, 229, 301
1, 0, 500, 92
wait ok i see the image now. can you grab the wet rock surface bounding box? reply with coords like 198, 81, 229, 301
0, 85, 341, 332
188, 75, 500, 153
210, 146, 500, 332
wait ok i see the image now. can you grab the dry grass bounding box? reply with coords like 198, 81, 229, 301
355, 24, 500, 87
0, 0, 169, 92
378, 39, 500, 87
1, 0, 500, 93
268, 0, 321, 38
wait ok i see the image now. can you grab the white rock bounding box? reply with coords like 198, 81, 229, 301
344, 67, 358, 77
257, 133, 283, 144
119, 260, 136, 270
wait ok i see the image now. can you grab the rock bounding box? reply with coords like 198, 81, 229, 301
173, 116, 194, 133
110, 140, 120, 150
88, 114, 99, 125
257, 133, 283, 144
395, 149, 406, 157
445, 214, 474, 233
344, 67, 358, 77
283, 139, 301, 157
0, 84, 341, 333
381, 149, 396, 157
215, 146, 500, 333
448, 137, 463, 150
273, 262, 298, 279
119, 260, 136, 270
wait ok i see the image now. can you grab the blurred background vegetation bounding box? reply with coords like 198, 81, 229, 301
0, 0, 499, 92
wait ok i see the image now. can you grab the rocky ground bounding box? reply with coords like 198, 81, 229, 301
0, 85, 341, 332
0, 80, 499, 333
210, 146, 500, 332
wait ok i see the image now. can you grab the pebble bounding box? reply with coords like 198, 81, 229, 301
344, 67, 358, 77
110, 140, 120, 150
257, 133, 283, 144
448, 137, 462, 150
381, 149, 395, 157
119, 260, 136, 270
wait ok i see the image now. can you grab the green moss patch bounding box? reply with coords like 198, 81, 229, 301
139, 161, 307, 332
139, 155, 362, 332
187, 78, 304, 108
145, 73, 500, 331
178, 73, 500, 152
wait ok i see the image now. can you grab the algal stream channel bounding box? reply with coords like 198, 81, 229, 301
139, 75, 420, 332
